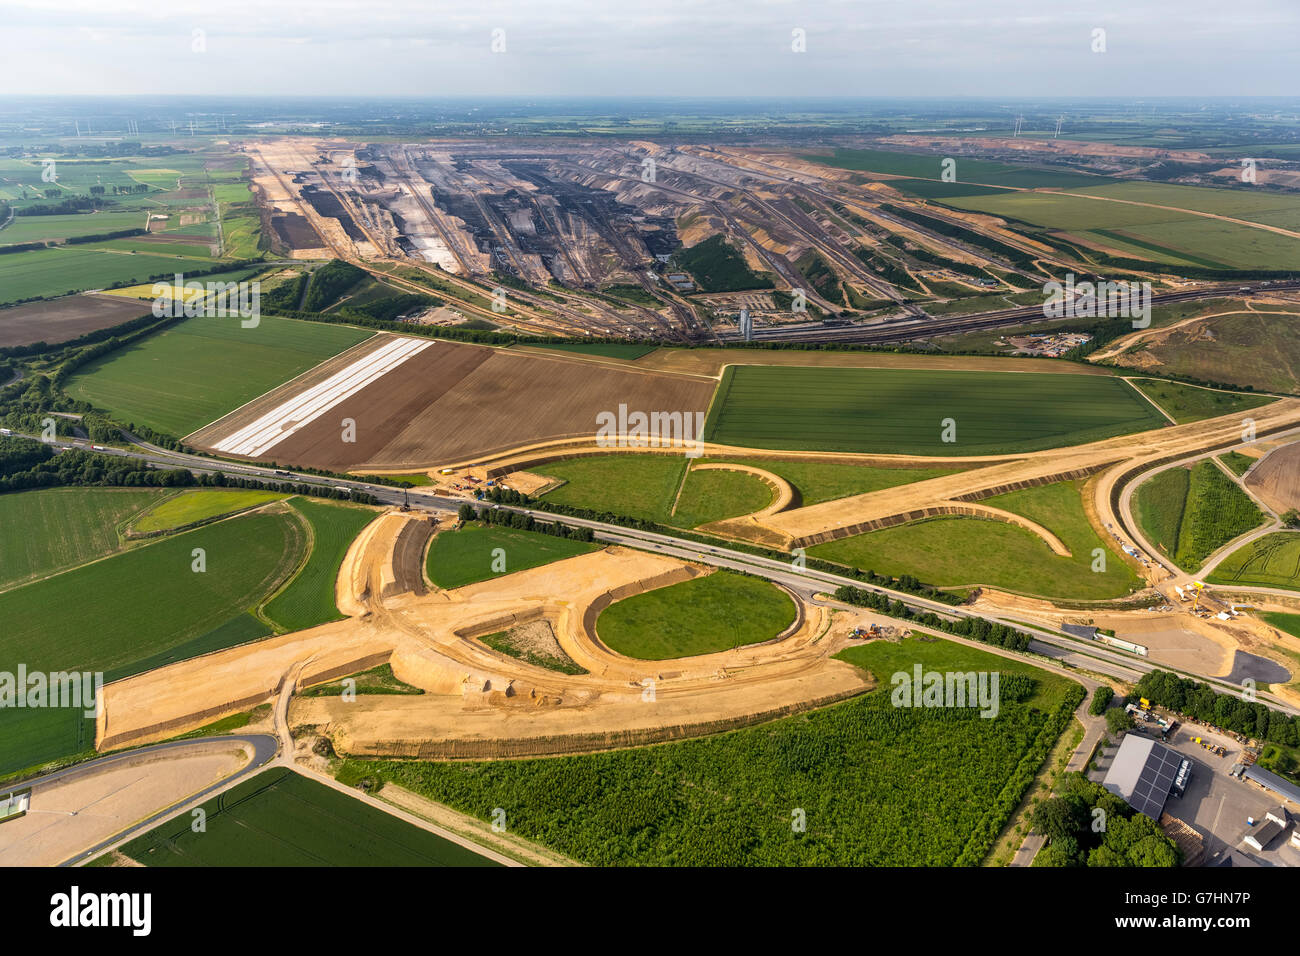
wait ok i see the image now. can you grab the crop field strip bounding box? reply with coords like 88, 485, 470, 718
0, 510, 306, 776
118, 768, 499, 867
211, 335, 432, 457
263, 498, 378, 631
704, 365, 1167, 456
1209, 533, 1300, 592
65, 313, 373, 438
1136, 461, 1267, 570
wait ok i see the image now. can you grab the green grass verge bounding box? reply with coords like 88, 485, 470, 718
117, 767, 499, 866
1128, 378, 1274, 425
299, 664, 423, 697
426, 523, 602, 590
526, 342, 656, 360
812, 480, 1141, 601
596, 570, 797, 660
1219, 451, 1257, 478
262, 498, 376, 632
671, 467, 774, 527
0, 487, 165, 591
1208, 533, 1300, 592
704, 366, 1166, 456
130, 488, 286, 534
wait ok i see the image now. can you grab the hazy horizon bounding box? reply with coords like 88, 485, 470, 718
1, 0, 1297, 99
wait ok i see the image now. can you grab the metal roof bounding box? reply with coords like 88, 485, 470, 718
1243, 765, 1300, 806
1103, 735, 1185, 820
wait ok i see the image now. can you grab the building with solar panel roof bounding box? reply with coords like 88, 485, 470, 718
1102, 735, 1192, 820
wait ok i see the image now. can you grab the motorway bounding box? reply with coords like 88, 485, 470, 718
20, 429, 1300, 717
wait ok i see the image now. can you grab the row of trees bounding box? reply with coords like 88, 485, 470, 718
1134, 669, 1300, 747
834, 585, 1031, 652
1030, 772, 1181, 867
458, 500, 595, 542
0, 435, 377, 503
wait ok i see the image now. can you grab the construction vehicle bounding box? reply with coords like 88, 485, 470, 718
1190, 581, 1206, 612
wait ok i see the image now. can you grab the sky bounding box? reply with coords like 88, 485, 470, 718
0, 0, 1296, 98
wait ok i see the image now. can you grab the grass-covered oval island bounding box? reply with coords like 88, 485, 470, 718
595, 569, 797, 660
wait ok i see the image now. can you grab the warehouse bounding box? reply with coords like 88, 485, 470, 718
1242, 764, 1300, 807
1102, 735, 1191, 820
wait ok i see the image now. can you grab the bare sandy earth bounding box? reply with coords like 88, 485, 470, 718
99, 509, 866, 759
0, 741, 253, 867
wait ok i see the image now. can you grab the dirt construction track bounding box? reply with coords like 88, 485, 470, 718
96, 510, 871, 760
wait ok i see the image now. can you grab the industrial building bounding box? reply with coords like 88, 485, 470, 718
1242, 764, 1300, 807
1241, 806, 1290, 852
1102, 735, 1192, 820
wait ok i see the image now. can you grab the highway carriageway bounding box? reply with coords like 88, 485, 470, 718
34, 431, 1300, 717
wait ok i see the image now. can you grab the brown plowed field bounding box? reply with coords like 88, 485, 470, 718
364, 347, 715, 469
1245, 440, 1300, 513
0, 294, 152, 347
198, 339, 715, 471
250, 339, 494, 468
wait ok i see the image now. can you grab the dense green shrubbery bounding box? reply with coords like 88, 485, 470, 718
337, 675, 1081, 866
1031, 772, 1181, 867
1088, 685, 1114, 716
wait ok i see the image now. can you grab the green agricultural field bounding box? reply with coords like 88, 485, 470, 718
0, 246, 211, 304
0, 487, 164, 590
263, 498, 377, 632
1072, 181, 1300, 229
90, 238, 213, 258
337, 635, 1081, 866
1136, 461, 1265, 570
812, 480, 1140, 600
597, 570, 796, 659
65, 315, 373, 437
117, 768, 498, 867
800, 148, 1104, 189
525, 342, 657, 360
0, 211, 152, 246
426, 522, 601, 590
1128, 378, 1274, 424
0, 511, 303, 777
1208, 533, 1300, 592
938, 189, 1300, 270
539, 455, 689, 524
671, 467, 774, 527
704, 366, 1166, 456
130, 488, 286, 534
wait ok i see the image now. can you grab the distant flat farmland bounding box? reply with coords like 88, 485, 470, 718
0, 246, 206, 304
703, 366, 1167, 456
65, 314, 373, 437
0, 294, 151, 348
191, 338, 716, 470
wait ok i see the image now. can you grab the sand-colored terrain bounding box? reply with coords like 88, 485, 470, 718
0, 740, 254, 867
97, 509, 867, 760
